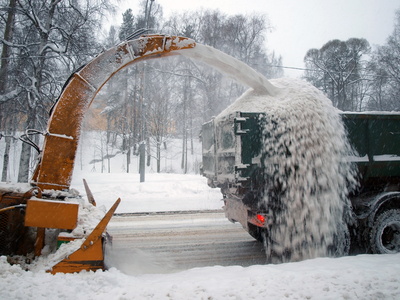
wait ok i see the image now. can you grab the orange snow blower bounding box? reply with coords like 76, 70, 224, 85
0, 34, 277, 273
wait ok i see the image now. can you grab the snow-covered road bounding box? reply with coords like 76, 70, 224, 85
105, 211, 266, 274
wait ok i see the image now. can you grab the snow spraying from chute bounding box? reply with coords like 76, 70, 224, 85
217, 77, 358, 261
178, 43, 279, 96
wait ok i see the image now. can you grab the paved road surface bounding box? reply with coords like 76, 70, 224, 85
105, 211, 267, 275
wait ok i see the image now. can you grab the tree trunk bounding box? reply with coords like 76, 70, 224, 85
156, 141, 161, 173
184, 136, 188, 174
146, 136, 151, 166
0, 0, 17, 181
139, 143, 145, 182
181, 76, 188, 172
0, 0, 16, 94
190, 109, 194, 155
126, 147, 131, 173
18, 142, 31, 182
17, 0, 58, 182
181, 130, 186, 171
1, 136, 11, 181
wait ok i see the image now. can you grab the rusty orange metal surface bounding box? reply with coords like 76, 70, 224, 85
49, 237, 104, 274
34, 227, 45, 257
80, 198, 120, 251
25, 199, 79, 229
32, 35, 196, 191
48, 198, 120, 274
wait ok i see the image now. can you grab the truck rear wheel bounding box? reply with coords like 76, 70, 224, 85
247, 223, 267, 242
370, 209, 400, 254
327, 225, 351, 257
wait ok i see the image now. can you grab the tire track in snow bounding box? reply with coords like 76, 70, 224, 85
105, 211, 267, 274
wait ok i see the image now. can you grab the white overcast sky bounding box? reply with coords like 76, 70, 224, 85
115, 0, 399, 77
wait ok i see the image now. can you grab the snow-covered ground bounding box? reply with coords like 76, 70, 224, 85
1, 251, 399, 299
1, 108, 400, 299
70, 172, 223, 214
1, 171, 400, 299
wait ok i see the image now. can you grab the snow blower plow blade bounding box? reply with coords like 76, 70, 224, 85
48, 198, 120, 274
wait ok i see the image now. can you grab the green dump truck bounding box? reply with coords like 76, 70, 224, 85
201, 112, 400, 255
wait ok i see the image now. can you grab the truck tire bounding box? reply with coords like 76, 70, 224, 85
247, 223, 266, 242
370, 209, 400, 254
328, 225, 351, 257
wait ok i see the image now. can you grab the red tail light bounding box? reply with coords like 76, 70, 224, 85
256, 214, 266, 224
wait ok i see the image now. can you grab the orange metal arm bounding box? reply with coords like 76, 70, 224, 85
32, 35, 196, 190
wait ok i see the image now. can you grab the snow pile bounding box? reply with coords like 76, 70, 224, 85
0, 182, 33, 193
1, 253, 400, 300
220, 78, 358, 261
26, 238, 83, 272
66, 196, 108, 238
70, 173, 223, 213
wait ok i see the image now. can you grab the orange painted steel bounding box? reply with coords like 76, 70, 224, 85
25, 199, 79, 229
48, 198, 120, 274
49, 237, 104, 274
25, 199, 79, 257
32, 35, 196, 191
34, 227, 46, 257
80, 198, 120, 251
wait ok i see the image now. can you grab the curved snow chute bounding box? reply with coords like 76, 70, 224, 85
31, 34, 278, 190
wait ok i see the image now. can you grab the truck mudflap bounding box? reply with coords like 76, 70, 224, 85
224, 197, 268, 230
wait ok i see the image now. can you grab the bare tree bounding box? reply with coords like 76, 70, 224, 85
0, 0, 115, 182
164, 9, 281, 118
0, 0, 17, 181
304, 38, 370, 111
369, 9, 400, 111
146, 62, 174, 172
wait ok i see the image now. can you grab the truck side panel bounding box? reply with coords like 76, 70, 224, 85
343, 113, 400, 188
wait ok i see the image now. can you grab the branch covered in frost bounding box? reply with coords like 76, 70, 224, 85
0, 38, 36, 51
0, 89, 21, 103
40, 42, 66, 55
